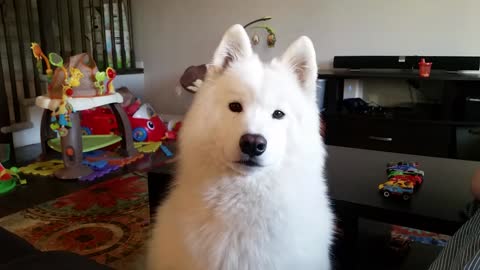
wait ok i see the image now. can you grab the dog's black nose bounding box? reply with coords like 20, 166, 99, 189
239, 134, 267, 157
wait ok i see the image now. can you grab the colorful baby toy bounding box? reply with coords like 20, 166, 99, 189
32, 43, 137, 180
31, 44, 121, 138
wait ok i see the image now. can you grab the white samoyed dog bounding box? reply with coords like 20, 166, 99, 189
147, 24, 334, 270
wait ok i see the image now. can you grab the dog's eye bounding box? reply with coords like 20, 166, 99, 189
229, 102, 243, 113
272, 110, 285, 119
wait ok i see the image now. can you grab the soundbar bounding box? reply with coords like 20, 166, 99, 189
333, 56, 480, 71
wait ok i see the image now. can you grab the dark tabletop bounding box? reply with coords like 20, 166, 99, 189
327, 146, 478, 234
148, 145, 478, 235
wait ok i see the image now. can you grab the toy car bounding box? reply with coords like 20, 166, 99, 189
387, 164, 416, 172
389, 174, 423, 186
388, 168, 424, 182
387, 161, 419, 168
387, 162, 424, 176
388, 169, 404, 178
378, 179, 414, 200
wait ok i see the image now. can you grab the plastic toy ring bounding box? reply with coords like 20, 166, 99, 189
58, 127, 69, 137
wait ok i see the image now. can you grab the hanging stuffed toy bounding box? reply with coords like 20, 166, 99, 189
47, 53, 78, 137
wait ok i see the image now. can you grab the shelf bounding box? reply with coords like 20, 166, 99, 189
318, 69, 480, 81
323, 113, 480, 127
117, 68, 144, 75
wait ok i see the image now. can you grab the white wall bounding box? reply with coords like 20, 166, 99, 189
115, 73, 145, 98
142, 0, 480, 114
131, 0, 145, 67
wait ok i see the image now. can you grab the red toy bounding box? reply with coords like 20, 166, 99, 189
129, 103, 167, 142
80, 107, 118, 135
124, 99, 141, 116
164, 121, 182, 140
80, 103, 168, 142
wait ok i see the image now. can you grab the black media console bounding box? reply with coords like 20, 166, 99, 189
319, 57, 480, 161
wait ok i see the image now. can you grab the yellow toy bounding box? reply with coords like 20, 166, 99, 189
19, 160, 65, 177
68, 67, 84, 87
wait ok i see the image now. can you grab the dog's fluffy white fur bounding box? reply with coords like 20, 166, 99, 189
147, 25, 334, 270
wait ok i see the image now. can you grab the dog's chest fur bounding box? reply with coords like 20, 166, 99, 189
187, 179, 285, 269
166, 169, 331, 270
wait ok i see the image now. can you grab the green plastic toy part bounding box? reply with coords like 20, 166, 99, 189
95, 71, 106, 94
0, 180, 16, 195
49, 53, 64, 67
47, 135, 122, 153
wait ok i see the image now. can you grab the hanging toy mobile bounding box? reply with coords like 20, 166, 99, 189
49, 53, 67, 77
31, 43, 53, 81
46, 52, 81, 137
243, 17, 277, 48
94, 67, 116, 95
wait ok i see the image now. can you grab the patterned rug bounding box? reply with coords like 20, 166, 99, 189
0, 173, 150, 269
391, 225, 450, 247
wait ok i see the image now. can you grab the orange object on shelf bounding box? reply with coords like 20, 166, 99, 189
419, 58, 432, 77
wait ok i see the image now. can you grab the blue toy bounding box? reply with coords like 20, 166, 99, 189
160, 144, 173, 158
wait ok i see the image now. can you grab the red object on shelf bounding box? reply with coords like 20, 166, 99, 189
419, 58, 432, 77
0, 163, 11, 181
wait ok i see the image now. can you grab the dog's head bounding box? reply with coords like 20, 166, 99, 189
180, 25, 320, 175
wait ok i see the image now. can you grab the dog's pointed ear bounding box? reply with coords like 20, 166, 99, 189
281, 36, 318, 93
212, 24, 252, 71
